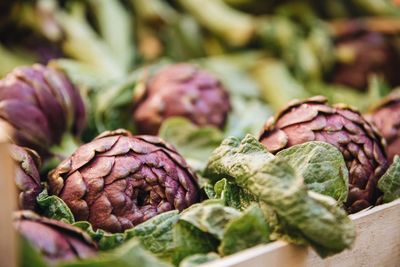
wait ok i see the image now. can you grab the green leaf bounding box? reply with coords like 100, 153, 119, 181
37, 189, 75, 224
159, 117, 224, 172
378, 155, 400, 203
213, 178, 256, 210
59, 239, 171, 267
172, 221, 219, 265
179, 253, 220, 267
276, 141, 349, 203
73, 221, 125, 251
179, 200, 241, 240
205, 135, 355, 257
127, 211, 179, 261
219, 204, 270, 256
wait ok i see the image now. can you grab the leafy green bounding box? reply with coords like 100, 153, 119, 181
37, 189, 75, 224
73, 221, 126, 251
59, 239, 171, 267
204, 135, 355, 257
178, 200, 241, 240
179, 253, 220, 267
213, 178, 256, 210
159, 117, 224, 172
127, 211, 179, 261
276, 141, 349, 202
219, 205, 270, 256
378, 155, 400, 203
172, 221, 219, 265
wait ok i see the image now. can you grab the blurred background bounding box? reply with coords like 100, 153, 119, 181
2, 0, 400, 141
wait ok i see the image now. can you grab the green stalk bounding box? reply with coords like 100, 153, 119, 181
89, 0, 134, 72
55, 3, 124, 79
130, 0, 176, 23
178, 0, 256, 46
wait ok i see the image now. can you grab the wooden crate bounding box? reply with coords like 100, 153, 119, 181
203, 199, 400, 267
0, 135, 17, 267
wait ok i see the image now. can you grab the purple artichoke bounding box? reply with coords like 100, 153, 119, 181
9, 144, 42, 211
259, 96, 388, 213
15, 211, 96, 264
368, 90, 400, 164
332, 25, 400, 90
48, 129, 199, 233
133, 63, 231, 135
0, 64, 86, 157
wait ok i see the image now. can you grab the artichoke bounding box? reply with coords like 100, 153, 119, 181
332, 25, 400, 90
368, 90, 400, 163
48, 129, 199, 233
9, 144, 42, 211
259, 96, 388, 213
133, 63, 231, 135
15, 211, 96, 264
0, 64, 86, 157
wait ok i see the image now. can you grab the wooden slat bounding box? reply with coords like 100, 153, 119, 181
202, 199, 400, 267
0, 140, 17, 267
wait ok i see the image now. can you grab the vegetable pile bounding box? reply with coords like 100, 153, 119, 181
1, 1, 400, 267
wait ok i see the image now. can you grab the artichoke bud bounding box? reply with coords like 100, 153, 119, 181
259, 96, 388, 213
368, 89, 400, 164
133, 63, 231, 135
48, 129, 200, 233
332, 24, 400, 91
14, 211, 96, 264
9, 144, 43, 211
0, 64, 86, 157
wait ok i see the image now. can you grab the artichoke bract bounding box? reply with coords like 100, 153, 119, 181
9, 144, 42, 211
259, 96, 388, 213
48, 129, 200, 233
369, 90, 400, 164
0, 64, 86, 157
15, 211, 96, 264
133, 63, 231, 135
332, 25, 400, 90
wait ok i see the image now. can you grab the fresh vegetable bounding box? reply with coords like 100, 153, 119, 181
133, 63, 231, 135
259, 96, 388, 213
47, 129, 200, 233
368, 89, 400, 163
204, 135, 356, 257
9, 144, 42, 211
15, 211, 97, 264
331, 22, 400, 91
0, 64, 86, 157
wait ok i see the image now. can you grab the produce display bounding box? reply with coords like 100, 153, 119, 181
1, 1, 400, 267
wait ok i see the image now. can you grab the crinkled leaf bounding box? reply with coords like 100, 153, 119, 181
179, 252, 220, 267
73, 221, 125, 251
259, 202, 306, 245
172, 221, 219, 266
127, 210, 179, 261
213, 178, 256, 210
378, 155, 400, 203
204, 135, 355, 257
179, 200, 241, 240
276, 141, 348, 202
37, 189, 75, 224
59, 239, 171, 267
159, 117, 224, 172
219, 204, 270, 256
